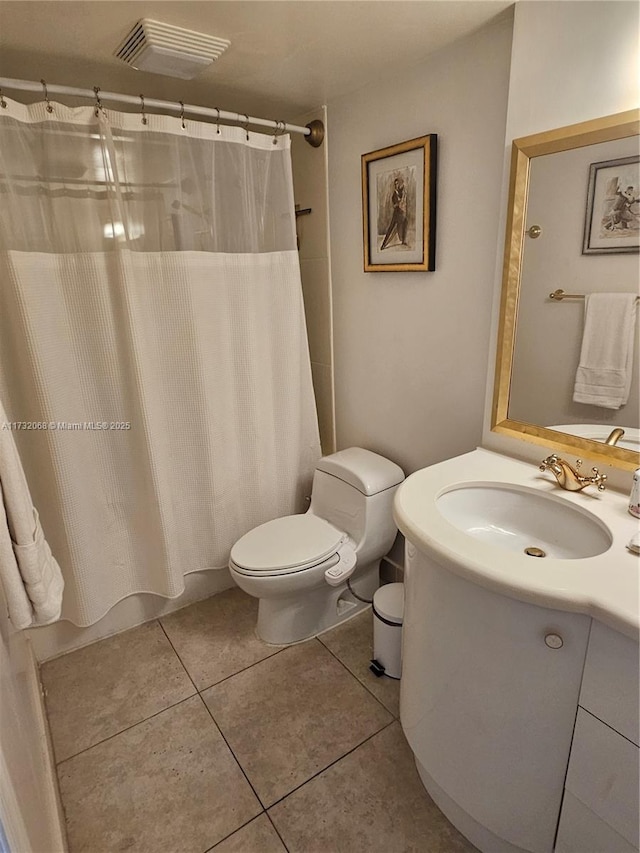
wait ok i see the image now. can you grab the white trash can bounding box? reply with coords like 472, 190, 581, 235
370, 582, 404, 679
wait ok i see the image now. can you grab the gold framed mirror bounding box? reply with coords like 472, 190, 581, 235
492, 109, 640, 472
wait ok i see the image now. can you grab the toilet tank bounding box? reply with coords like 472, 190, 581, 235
310, 448, 404, 564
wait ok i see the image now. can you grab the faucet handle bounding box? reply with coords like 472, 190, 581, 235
579, 459, 607, 490
539, 454, 559, 472
590, 466, 607, 492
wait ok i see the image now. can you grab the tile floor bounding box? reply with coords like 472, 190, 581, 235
42, 587, 478, 853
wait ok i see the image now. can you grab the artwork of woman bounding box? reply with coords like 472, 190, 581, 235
380, 176, 408, 250
602, 182, 640, 232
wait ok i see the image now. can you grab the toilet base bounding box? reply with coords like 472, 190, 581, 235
256, 562, 380, 645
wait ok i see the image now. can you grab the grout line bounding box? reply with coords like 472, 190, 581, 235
199, 639, 393, 814
157, 620, 200, 694
54, 623, 286, 766
266, 717, 397, 811
202, 811, 291, 853
201, 812, 267, 853
196, 645, 286, 695
317, 632, 398, 719
266, 811, 291, 853
55, 693, 197, 767
198, 694, 267, 808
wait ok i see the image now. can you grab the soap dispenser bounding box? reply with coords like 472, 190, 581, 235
629, 468, 640, 519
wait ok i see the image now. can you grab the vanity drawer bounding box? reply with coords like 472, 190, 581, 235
556, 791, 638, 853
564, 708, 639, 849
580, 620, 639, 745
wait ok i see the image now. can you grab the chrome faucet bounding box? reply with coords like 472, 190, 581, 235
605, 427, 625, 446
539, 454, 607, 492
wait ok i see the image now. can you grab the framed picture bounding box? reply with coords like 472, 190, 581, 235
583, 155, 640, 254
362, 134, 437, 272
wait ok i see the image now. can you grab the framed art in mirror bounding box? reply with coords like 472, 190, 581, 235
361, 134, 437, 272
492, 109, 640, 472
582, 154, 640, 254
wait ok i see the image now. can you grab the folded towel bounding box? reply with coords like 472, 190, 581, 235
0, 398, 64, 629
573, 292, 637, 409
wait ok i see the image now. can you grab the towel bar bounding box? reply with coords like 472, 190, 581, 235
549, 289, 639, 302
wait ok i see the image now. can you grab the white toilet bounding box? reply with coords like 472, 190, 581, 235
229, 447, 404, 644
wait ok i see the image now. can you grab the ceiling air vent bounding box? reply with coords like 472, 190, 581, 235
114, 19, 231, 80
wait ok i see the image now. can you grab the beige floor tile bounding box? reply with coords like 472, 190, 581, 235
160, 588, 283, 690
269, 721, 478, 853
319, 608, 400, 717
41, 620, 195, 762
210, 814, 286, 853
58, 696, 261, 853
202, 639, 392, 807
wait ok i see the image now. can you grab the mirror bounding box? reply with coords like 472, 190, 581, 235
492, 110, 640, 472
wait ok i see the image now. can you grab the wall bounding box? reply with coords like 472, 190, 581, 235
291, 106, 336, 455
482, 0, 640, 492
327, 11, 513, 477
510, 134, 639, 429
0, 585, 66, 850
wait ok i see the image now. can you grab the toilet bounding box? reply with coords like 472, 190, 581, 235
229, 447, 404, 645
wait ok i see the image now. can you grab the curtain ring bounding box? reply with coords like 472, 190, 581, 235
40, 79, 54, 113
272, 120, 280, 145
93, 86, 103, 118
215, 107, 221, 134
179, 100, 186, 130
0, 89, 7, 109
242, 113, 250, 141
139, 94, 147, 126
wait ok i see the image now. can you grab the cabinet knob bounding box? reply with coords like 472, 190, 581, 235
544, 633, 563, 649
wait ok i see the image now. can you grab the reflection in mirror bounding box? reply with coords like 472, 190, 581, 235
549, 424, 639, 452
492, 110, 640, 472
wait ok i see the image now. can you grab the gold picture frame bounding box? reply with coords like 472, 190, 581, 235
492, 109, 640, 471
362, 134, 437, 272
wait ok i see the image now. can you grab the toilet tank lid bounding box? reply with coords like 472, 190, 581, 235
316, 448, 404, 496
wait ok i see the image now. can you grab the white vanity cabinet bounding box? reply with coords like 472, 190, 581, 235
393, 449, 640, 853
555, 621, 640, 853
400, 545, 592, 853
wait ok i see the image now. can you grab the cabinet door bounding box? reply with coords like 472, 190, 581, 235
556, 791, 637, 853
563, 708, 639, 850
400, 547, 591, 853
580, 620, 639, 746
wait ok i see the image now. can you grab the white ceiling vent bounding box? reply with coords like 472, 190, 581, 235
114, 19, 231, 80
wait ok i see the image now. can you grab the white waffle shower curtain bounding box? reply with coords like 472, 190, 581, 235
0, 98, 320, 626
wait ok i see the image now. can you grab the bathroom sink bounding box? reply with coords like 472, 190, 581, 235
436, 483, 612, 559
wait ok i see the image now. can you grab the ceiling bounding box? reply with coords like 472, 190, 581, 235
0, 1, 513, 120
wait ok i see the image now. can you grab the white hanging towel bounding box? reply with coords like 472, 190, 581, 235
573, 292, 638, 410
0, 399, 64, 629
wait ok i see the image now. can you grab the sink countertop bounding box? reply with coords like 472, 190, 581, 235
393, 448, 640, 640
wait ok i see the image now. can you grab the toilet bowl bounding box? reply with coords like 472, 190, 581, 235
229, 447, 404, 645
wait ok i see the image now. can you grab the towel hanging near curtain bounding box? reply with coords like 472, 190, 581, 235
573, 292, 638, 409
0, 398, 64, 629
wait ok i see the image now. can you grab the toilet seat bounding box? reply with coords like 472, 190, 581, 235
230, 514, 347, 577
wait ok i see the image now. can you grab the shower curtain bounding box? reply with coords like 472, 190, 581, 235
0, 97, 320, 627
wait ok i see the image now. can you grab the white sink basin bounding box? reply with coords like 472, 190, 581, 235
436, 483, 612, 559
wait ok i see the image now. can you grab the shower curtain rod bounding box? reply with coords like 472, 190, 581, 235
0, 76, 325, 147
